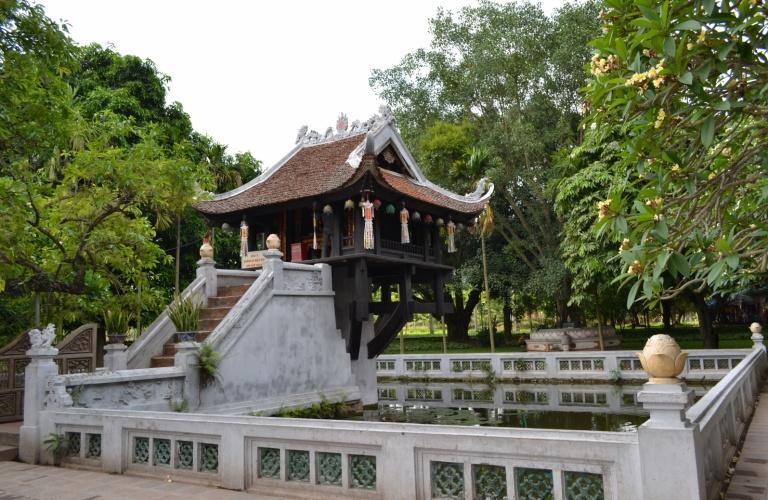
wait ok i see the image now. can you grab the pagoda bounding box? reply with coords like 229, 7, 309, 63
194, 107, 492, 364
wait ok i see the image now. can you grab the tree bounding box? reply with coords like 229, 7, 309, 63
371, 0, 602, 325
586, 0, 768, 305
582, 0, 768, 346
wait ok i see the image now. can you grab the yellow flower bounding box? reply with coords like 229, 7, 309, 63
628, 260, 643, 275
698, 29, 706, 43
652, 77, 665, 88
687, 42, 695, 50
597, 199, 612, 220
708, 172, 717, 180
654, 109, 666, 128
647, 68, 658, 79
620, 238, 632, 251
671, 163, 680, 173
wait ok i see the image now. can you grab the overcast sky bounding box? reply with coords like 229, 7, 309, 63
41, 0, 560, 166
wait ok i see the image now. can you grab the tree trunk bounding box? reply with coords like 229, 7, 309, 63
693, 293, 718, 348
661, 300, 672, 332
503, 297, 513, 342
175, 214, 181, 295
445, 288, 481, 342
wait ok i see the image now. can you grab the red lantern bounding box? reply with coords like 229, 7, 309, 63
373, 199, 382, 209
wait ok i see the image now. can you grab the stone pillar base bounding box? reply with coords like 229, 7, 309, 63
103, 343, 128, 371
351, 319, 378, 405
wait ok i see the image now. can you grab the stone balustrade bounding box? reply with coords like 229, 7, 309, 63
376, 349, 752, 382
39, 407, 642, 499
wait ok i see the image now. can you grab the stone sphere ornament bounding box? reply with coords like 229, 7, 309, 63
266, 234, 281, 250
637, 334, 688, 384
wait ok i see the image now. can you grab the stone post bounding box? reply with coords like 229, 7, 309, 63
636, 334, 705, 499
19, 345, 59, 464
197, 231, 217, 298
175, 342, 201, 411
261, 234, 284, 290
750, 322, 764, 350
103, 343, 128, 371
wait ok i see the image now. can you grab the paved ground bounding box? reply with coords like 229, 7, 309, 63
725, 380, 768, 499
0, 461, 284, 500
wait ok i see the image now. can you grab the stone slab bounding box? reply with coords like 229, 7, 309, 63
725, 380, 768, 499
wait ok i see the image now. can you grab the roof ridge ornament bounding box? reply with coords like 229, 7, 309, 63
294, 106, 396, 146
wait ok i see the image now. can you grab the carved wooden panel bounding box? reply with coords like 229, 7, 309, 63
0, 323, 98, 422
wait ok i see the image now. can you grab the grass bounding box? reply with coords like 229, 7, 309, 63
383, 324, 753, 354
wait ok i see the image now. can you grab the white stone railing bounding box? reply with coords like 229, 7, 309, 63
55, 367, 186, 412
37, 407, 643, 499
685, 344, 767, 499
376, 349, 751, 381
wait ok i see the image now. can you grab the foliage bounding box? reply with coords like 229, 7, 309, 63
272, 395, 351, 419
194, 343, 220, 387
371, 0, 602, 324
585, 0, 768, 304
102, 308, 132, 335
167, 293, 202, 332
0, 2, 260, 341
172, 398, 188, 412
554, 125, 629, 322
43, 432, 69, 461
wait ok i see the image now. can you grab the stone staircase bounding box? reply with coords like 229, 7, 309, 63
150, 283, 254, 367
0, 422, 20, 462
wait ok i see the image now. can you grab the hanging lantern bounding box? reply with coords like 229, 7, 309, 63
240, 219, 249, 258
373, 199, 382, 210
312, 210, 318, 250
400, 205, 410, 244
447, 219, 457, 253
344, 199, 355, 210
436, 217, 445, 227
385, 204, 396, 215
424, 214, 433, 224
412, 211, 421, 222
323, 204, 333, 214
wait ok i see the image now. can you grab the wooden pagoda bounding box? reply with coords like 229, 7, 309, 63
194, 108, 493, 360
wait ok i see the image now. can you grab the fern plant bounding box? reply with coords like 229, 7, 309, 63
195, 343, 221, 387
44, 433, 69, 463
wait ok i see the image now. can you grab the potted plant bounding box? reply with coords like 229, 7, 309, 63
103, 309, 132, 344
168, 293, 202, 342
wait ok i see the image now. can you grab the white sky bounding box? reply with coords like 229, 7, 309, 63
41, 0, 560, 166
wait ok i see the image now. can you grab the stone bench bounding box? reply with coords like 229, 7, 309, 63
525, 327, 621, 351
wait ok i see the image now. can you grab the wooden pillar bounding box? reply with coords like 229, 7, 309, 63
433, 224, 442, 262
332, 205, 341, 257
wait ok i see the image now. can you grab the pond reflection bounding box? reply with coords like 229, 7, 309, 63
353, 382, 710, 432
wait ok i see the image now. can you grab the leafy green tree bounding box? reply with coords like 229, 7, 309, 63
582, 0, 768, 346
371, 0, 601, 325
586, 0, 768, 304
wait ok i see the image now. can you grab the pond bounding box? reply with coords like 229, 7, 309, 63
344, 382, 711, 432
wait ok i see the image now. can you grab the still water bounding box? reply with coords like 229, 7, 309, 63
348, 382, 710, 432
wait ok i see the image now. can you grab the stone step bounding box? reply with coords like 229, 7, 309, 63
195, 331, 212, 342
162, 343, 177, 356
200, 307, 230, 321
0, 445, 17, 462
199, 318, 223, 332
207, 295, 242, 308
150, 356, 175, 368
0, 432, 19, 448
216, 284, 252, 297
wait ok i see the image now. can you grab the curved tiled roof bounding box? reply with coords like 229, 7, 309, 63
194, 121, 492, 216
195, 134, 363, 215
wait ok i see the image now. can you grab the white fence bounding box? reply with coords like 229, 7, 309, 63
40, 407, 642, 499
376, 349, 752, 381
686, 343, 766, 499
